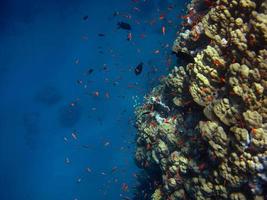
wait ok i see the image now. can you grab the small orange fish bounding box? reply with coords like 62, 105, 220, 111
133, 7, 140, 12
86, 167, 92, 173
198, 163, 206, 171
121, 183, 129, 192
213, 59, 223, 67
140, 33, 146, 39
65, 157, 70, 164
104, 141, 110, 146
75, 58, 80, 65
93, 91, 99, 97
63, 137, 68, 142
146, 143, 152, 150
105, 92, 110, 98
71, 132, 78, 140
150, 121, 157, 127
70, 102, 76, 107
77, 177, 82, 183
127, 32, 132, 41
164, 118, 169, 123
144, 160, 149, 168
162, 26, 166, 35
154, 49, 160, 54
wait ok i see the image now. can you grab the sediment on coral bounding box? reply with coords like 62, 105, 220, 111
135, 0, 267, 199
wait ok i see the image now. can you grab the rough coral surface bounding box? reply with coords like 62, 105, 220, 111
135, 0, 267, 199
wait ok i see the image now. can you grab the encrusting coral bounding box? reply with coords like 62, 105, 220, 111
135, 0, 267, 199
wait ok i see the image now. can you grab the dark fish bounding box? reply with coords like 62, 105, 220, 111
117, 22, 132, 30
83, 15, 88, 20
98, 33, 105, 37
86, 69, 94, 75
134, 62, 143, 75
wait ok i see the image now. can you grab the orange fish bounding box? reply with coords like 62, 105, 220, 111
65, 157, 70, 164
93, 91, 99, 97
164, 118, 169, 123
121, 183, 129, 192
146, 143, 152, 150
63, 137, 68, 142
75, 58, 80, 65
140, 33, 146, 39
154, 49, 160, 54
127, 32, 132, 41
70, 102, 76, 107
105, 92, 110, 98
150, 121, 157, 127
71, 132, 78, 140
198, 163, 206, 171
162, 26, 166, 35
104, 141, 110, 146
144, 160, 149, 168
86, 167, 92, 173
133, 7, 140, 12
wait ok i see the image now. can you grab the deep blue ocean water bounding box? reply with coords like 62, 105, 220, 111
0, 0, 187, 199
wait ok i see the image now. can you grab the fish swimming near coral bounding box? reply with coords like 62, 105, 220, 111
117, 22, 132, 30
134, 62, 143, 75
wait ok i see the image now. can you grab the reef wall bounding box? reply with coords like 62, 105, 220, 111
134, 0, 267, 199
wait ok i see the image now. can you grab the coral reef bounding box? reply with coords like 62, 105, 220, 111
135, 0, 267, 199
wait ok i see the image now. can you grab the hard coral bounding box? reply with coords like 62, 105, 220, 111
135, 0, 267, 199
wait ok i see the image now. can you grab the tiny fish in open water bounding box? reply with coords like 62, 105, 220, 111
134, 62, 143, 75
83, 15, 88, 21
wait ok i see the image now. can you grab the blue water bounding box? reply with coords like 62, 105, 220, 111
0, 0, 186, 199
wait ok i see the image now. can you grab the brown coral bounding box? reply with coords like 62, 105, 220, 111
135, 0, 267, 199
